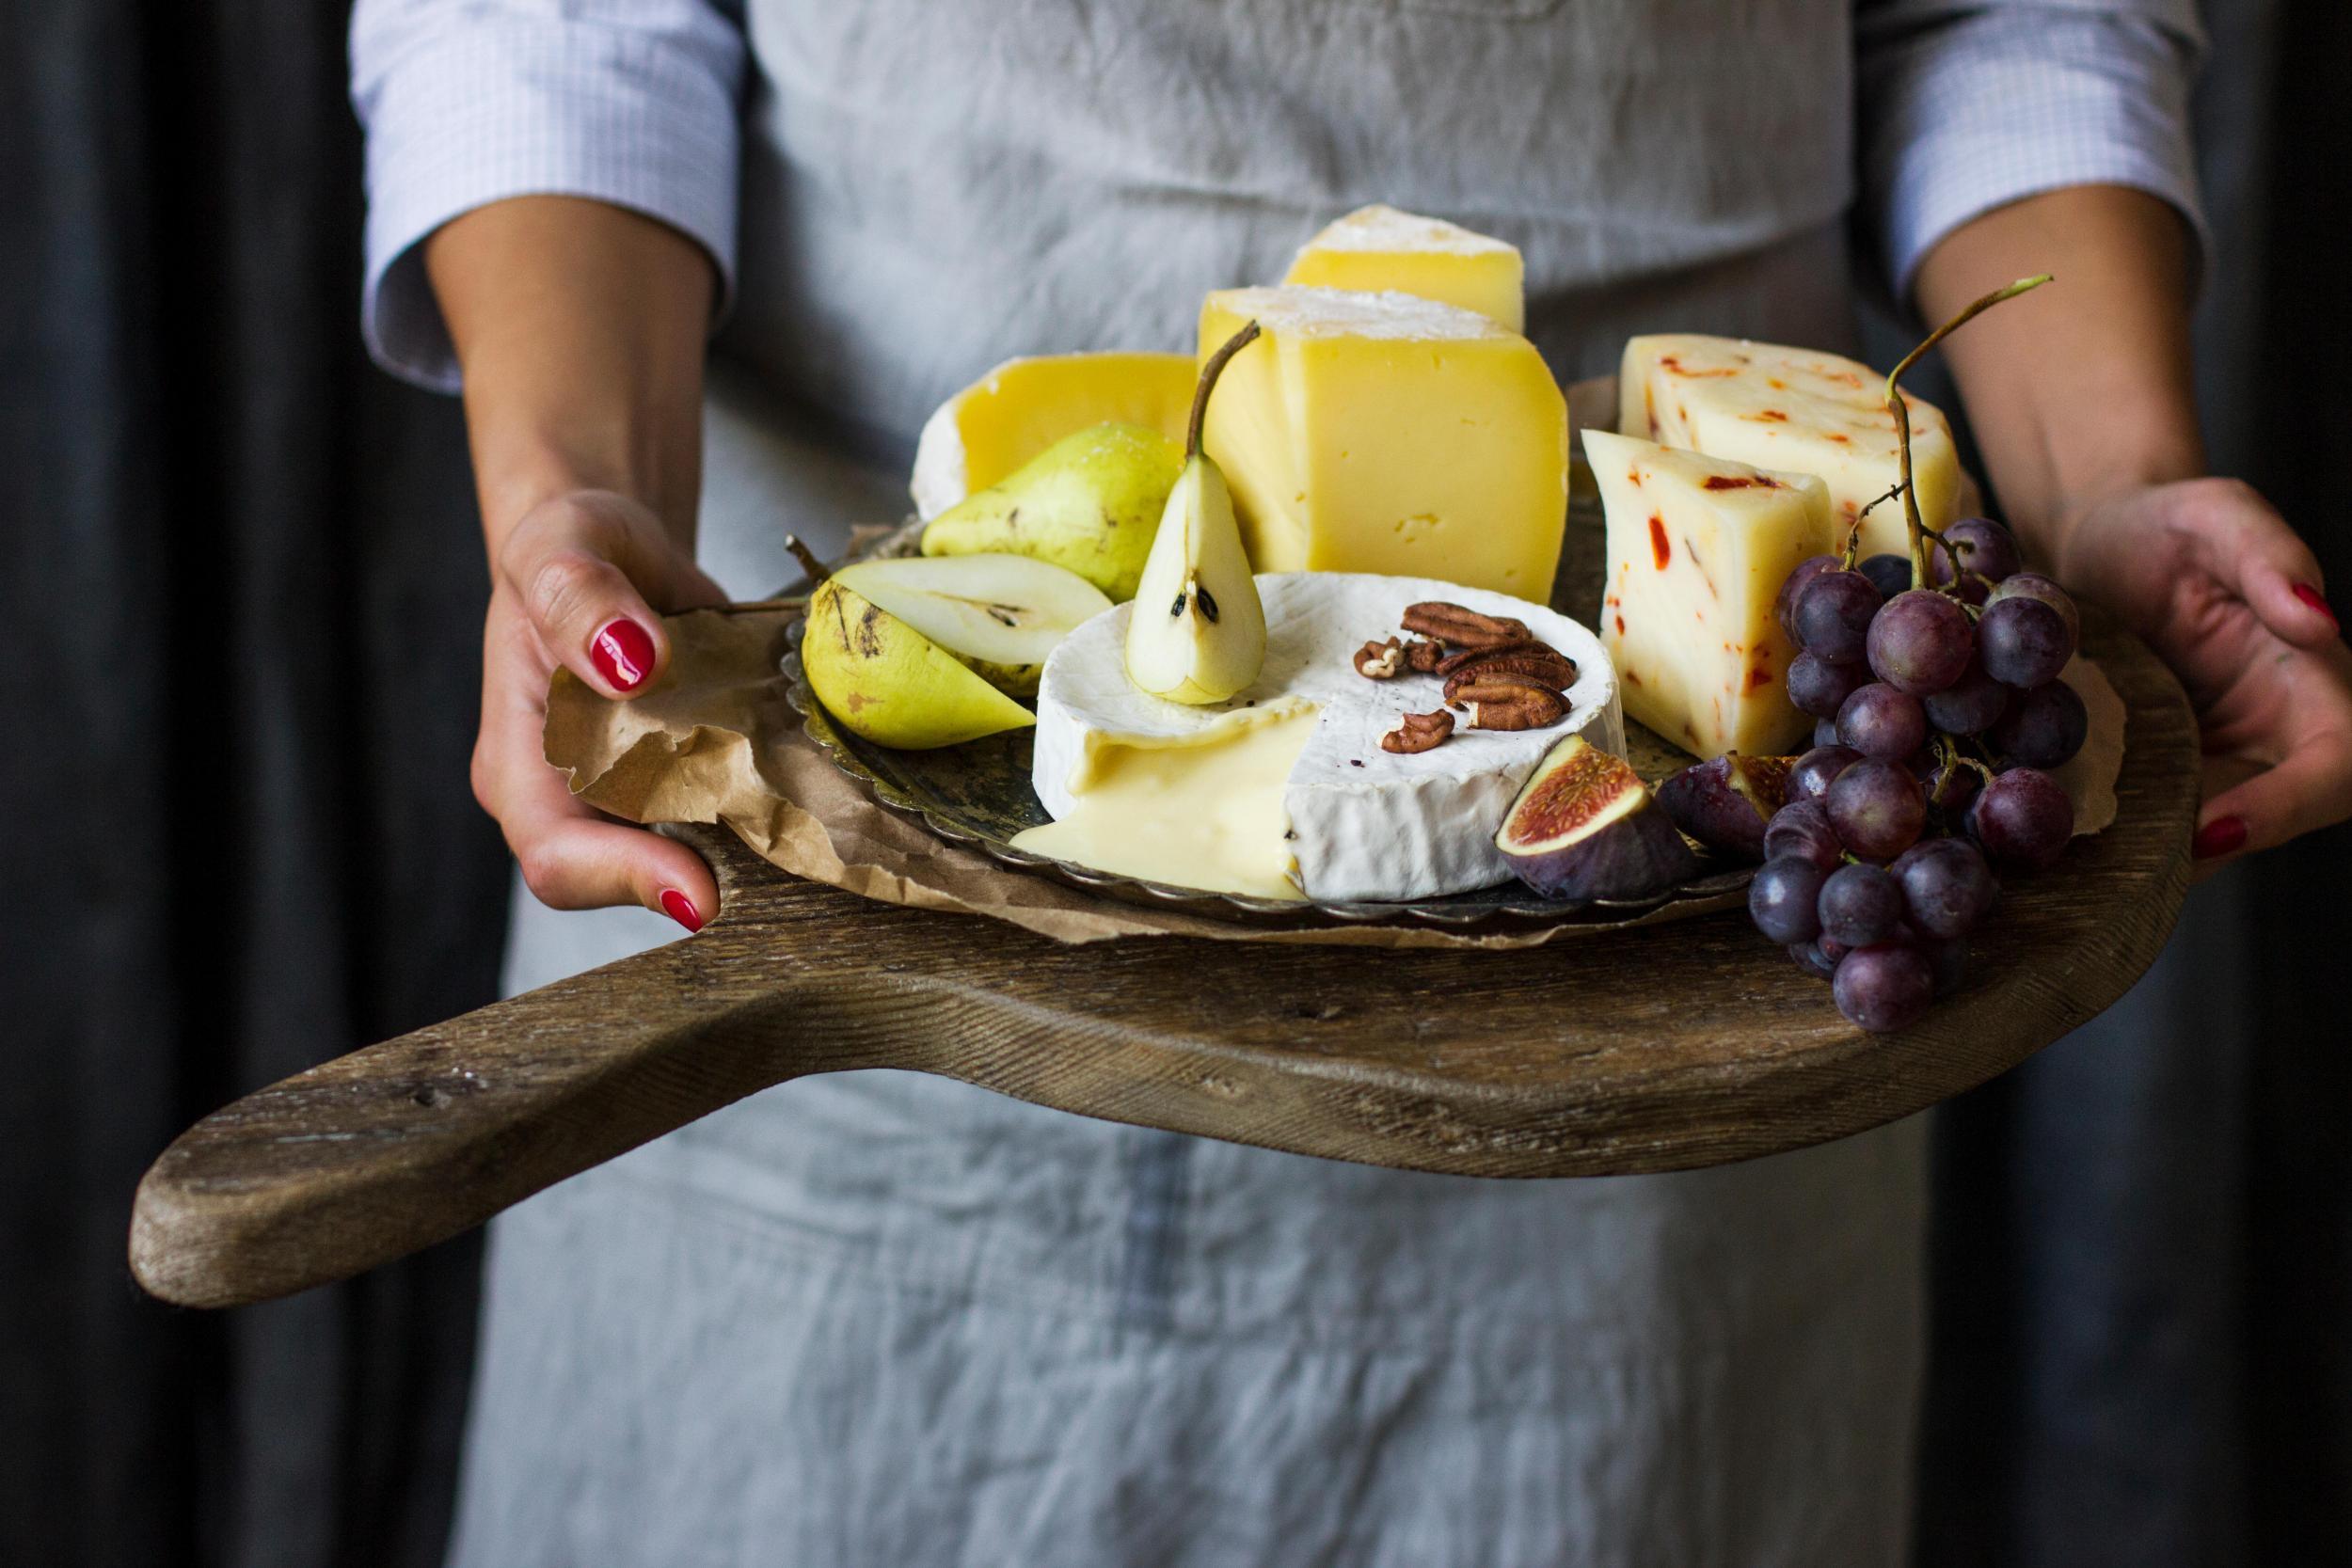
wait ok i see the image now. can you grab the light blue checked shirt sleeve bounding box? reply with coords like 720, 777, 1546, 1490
1857, 0, 2208, 303
350, 0, 746, 393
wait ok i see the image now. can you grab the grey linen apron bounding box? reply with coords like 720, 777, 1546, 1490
452, 5, 1932, 1563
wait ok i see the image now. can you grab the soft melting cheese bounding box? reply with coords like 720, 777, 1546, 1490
1024, 573, 1623, 902
1618, 335, 1960, 562
1584, 429, 1834, 758
911, 351, 1196, 519
1280, 204, 1525, 332
1198, 288, 1568, 598
1011, 707, 1320, 900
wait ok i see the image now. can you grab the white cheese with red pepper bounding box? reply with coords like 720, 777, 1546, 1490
1619, 334, 1961, 562
1585, 429, 1834, 759
1016, 572, 1622, 901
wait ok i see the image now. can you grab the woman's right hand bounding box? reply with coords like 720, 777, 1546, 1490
473, 487, 730, 928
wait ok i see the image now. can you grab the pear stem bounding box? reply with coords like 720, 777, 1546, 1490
783, 533, 831, 588
1883, 274, 2053, 589
1189, 320, 1262, 461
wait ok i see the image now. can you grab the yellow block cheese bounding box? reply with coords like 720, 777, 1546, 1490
1618, 335, 1960, 562
911, 351, 1196, 519
1280, 204, 1525, 332
1198, 287, 1568, 598
1585, 429, 1835, 758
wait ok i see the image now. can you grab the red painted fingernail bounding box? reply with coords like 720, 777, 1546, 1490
660, 889, 704, 932
591, 618, 656, 692
2294, 584, 2339, 632
2192, 816, 2247, 860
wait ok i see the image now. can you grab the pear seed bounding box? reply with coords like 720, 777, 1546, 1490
1169, 592, 1187, 618
1196, 586, 1221, 624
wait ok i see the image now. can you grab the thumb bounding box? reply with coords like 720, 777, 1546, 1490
500, 492, 707, 698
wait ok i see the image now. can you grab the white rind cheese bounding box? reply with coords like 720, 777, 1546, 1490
1027, 573, 1623, 902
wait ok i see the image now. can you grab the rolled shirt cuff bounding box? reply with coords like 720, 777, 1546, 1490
355, 12, 742, 392
1862, 10, 2210, 305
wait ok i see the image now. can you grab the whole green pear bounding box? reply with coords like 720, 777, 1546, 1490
918, 421, 1183, 602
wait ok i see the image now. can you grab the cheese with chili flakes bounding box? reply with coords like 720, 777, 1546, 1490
1585, 429, 1834, 758
1617, 334, 1961, 562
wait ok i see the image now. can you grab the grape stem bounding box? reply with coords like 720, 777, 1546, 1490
1883, 274, 2054, 589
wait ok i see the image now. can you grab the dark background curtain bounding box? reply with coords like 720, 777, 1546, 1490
2, 3, 2344, 1565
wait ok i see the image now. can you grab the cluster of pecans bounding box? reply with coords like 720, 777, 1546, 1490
1357, 601, 1580, 753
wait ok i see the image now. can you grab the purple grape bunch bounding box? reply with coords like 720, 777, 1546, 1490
1750, 519, 2083, 1032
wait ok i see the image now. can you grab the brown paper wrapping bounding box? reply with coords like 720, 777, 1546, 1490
544, 605, 2126, 950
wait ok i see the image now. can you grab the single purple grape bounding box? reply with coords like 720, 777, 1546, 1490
1763, 799, 1844, 870
1859, 553, 1915, 599
1837, 682, 1930, 761
1867, 589, 1975, 695
1826, 757, 1928, 860
1793, 570, 1883, 666
1988, 678, 2088, 769
1985, 572, 2080, 645
1788, 745, 1863, 805
1920, 656, 2010, 736
1776, 554, 1842, 639
1750, 856, 1830, 945
1891, 836, 1997, 939
1789, 941, 1839, 982
1932, 517, 2022, 586
1978, 596, 2074, 689
1788, 649, 1871, 720
1968, 766, 2074, 868
1919, 934, 1970, 998
1833, 943, 1936, 1032
1819, 863, 1905, 947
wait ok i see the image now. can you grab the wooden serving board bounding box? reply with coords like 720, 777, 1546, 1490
130, 603, 2198, 1309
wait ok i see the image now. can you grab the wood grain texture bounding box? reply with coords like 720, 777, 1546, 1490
131, 604, 2197, 1308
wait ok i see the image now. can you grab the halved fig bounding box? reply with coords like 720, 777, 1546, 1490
1497, 736, 1699, 901
1654, 753, 1795, 860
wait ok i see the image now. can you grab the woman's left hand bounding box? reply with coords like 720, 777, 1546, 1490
2055, 476, 2352, 864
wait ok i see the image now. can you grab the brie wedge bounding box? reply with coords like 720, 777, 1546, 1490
1016, 573, 1623, 902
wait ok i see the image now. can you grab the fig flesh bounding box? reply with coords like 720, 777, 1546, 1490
1497, 736, 1699, 901
1655, 753, 1794, 860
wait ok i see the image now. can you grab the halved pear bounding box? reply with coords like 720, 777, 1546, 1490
1123, 323, 1268, 705
832, 553, 1110, 697
803, 577, 1038, 750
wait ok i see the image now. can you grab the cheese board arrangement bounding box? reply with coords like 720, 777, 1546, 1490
127, 207, 2196, 1310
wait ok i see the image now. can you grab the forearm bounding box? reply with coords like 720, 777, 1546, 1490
1915, 185, 2204, 574
424, 195, 714, 556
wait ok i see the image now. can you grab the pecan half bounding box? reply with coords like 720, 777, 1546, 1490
1455, 678, 1568, 731
1380, 709, 1455, 754
1353, 636, 1405, 679
1401, 601, 1531, 651
1440, 649, 1580, 703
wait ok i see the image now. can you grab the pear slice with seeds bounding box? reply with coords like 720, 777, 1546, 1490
830, 553, 1110, 698
1124, 323, 1268, 705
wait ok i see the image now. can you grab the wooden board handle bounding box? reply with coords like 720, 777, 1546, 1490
129, 931, 867, 1308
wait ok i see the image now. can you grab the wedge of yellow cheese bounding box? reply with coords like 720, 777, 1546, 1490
1618, 335, 1960, 562
1585, 429, 1835, 758
1280, 204, 1525, 332
911, 351, 1196, 519
1198, 287, 1568, 598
